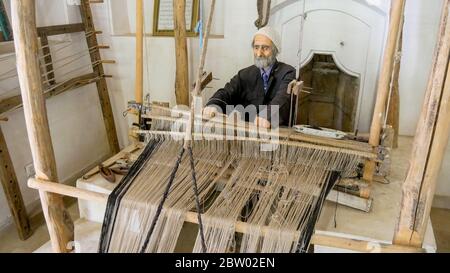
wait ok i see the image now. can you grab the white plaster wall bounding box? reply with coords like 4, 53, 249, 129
0, 0, 115, 230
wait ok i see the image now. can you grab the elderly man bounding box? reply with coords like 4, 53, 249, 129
203, 26, 296, 128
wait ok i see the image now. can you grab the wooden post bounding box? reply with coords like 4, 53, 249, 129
386, 30, 403, 149
363, 0, 405, 181
173, 0, 190, 106
386, 5, 405, 149
79, 0, 120, 154
394, 0, 450, 247
11, 0, 73, 252
0, 126, 32, 240
184, 0, 216, 149
135, 0, 144, 105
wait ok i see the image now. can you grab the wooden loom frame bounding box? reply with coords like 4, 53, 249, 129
10, 0, 449, 252
1, 0, 119, 242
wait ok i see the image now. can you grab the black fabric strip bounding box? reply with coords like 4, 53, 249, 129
188, 147, 207, 253
295, 171, 340, 253
98, 140, 160, 253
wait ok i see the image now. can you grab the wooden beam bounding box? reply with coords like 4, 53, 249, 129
0, 73, 100, 115
311, 234, 425, 253
45, 73, 100, 97
194, 72, 213, 91
28, 178, 424, 253
327, 190, 372, 212
394, 0, 450, 248
143, 106, 375, 153
11, 0, 73, 252
36, 23, 85, 37
364, 0, 406, 181
386, 36, 402, 149
173, 0, 190, 106
387, 12, 405, 149
137, 129, 377, 159
0, 126, 32, 240
79, 0, 120, 154
135, 0, 144, 105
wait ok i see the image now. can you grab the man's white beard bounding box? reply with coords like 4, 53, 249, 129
254, 54, 276, 69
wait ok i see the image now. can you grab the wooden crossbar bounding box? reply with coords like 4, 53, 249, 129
28, 178, 424, 253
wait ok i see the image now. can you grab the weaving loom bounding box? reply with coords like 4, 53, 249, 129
11, 0, 443, 254
97, 0, 376, 253
98, 108, 372, 253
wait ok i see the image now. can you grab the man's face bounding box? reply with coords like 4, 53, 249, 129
253, 34, 276, 69
253, 34, 273, 58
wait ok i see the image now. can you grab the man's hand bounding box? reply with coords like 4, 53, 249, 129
254, 116, 271, 129
203, 106, 218, 118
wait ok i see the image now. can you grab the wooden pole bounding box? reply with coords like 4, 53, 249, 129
184, 0, 216, 149
394, 0, 450, 247
79, 0, 120, 154
0, 126, 32, 240
363, 0, 406, 181
386, 32, 402, 149
11, 0, 73, 252
173, 0, 190, 106
386, 12, 405, 149
135, 0, 144, 105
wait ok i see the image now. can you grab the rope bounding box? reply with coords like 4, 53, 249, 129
188, 147, 207, 252
298, 0, 306, 73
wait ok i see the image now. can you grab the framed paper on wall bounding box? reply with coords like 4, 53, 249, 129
153, 0, 200, 37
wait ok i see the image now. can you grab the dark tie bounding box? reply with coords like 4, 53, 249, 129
262, 72, 269, 94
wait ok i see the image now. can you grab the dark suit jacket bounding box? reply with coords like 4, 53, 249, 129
206, 61, 296, 126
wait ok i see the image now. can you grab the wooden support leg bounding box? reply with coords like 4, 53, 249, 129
38, 191, 74, 251
394, 0, 450, 247
79, 0, 120, 154
11, 0, 74, 252
364, 0, 406, 182
0, 126, 32, 240
173, 0, 190, 106
135, 0, 144, 106
386, 31, 403, 149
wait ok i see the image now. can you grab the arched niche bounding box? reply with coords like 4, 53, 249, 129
269, 0, 388, 132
